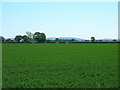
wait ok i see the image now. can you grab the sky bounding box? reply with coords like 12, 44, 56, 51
1, 2, 118, 39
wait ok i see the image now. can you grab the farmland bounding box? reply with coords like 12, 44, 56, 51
2, 43, 118, 88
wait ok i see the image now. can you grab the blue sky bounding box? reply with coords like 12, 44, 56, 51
2, 2, 118, 39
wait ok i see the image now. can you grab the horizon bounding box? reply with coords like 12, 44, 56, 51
4, 36, 118, 40
2, 2, 118, 39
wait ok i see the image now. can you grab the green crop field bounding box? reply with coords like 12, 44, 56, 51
2, 43, 118, 88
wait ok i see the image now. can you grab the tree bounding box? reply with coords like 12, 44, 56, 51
0, 36, 5, 42
14, 35, 23, 43
46, 39, 51, 43
22, 35, 30, 43
41, 33, 46, 42
55, 38, 59, 41
34, 32, 41, 42
6, 39, 11, 43
26, 31, 34, 42
91, 37, 95, 42
34, 32, 46, 43
112, 39, 117, 42
71, 39, 75, 41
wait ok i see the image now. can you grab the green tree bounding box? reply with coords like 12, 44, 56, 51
14, 35, 23, 43
34, 32, 46, 43
34, 32, 41, 42
55, 38, 59, 41
26, 31, 34, 42
6, 39, 11, 42
71, 39, 75, 41
41, 33, 46, 42
22, 35, 30, 43
112, 39, 117, 42
91, 37, 95, 42
0, 36, 5, 42
46, 39, 51, 43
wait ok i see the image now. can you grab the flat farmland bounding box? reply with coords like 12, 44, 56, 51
2, 43, 118, 88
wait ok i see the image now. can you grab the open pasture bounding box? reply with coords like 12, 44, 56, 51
2, 43, 118, 88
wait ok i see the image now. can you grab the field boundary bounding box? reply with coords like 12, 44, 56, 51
1, 42, 120, 44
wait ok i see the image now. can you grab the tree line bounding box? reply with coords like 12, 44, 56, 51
0, 31, 46, 43
0, 31, 118, 43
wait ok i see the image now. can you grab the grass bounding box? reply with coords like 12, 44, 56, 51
2, 43, 118, 88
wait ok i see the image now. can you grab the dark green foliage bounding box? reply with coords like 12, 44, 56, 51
0, 36, 5, 42
5, 39, 12, 42
34, 32, 41, 42
2, 43, 118, 88
14, 35, 23, 43
40, 33, 46, 42
34, 32, 46, 43
71, 39, 75, 41
112, 39, 117, 42
91, 37, 95, 42
55, 38, 59, 41
22, 35, 30, 43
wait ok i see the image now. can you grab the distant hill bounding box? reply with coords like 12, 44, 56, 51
47, 37, 85, 41
46, 37, 56, 40
47, 37, 118, 41
102, 38, 116, 41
